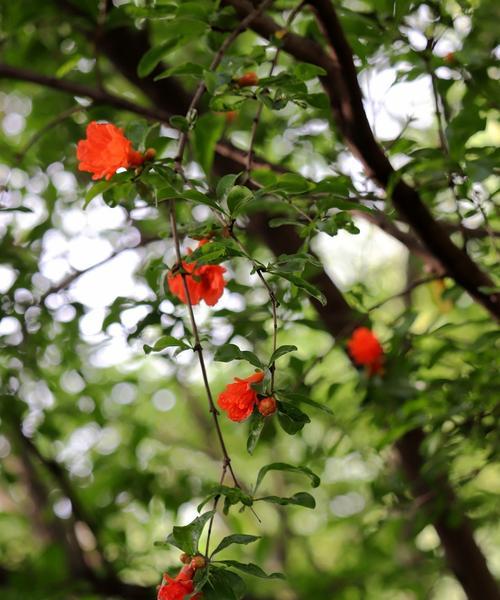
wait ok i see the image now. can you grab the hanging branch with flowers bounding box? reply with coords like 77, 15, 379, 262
74, 1, 386, 597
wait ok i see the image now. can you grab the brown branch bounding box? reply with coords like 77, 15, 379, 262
396, 429, 500, 600
0, 62, 172, 123
222, 0, 499, 318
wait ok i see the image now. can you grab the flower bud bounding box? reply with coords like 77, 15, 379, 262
190, 555, 206, 570
258, 396, 277, 417
180, 553, 190, 564
235, 72, 259, 87
144, 148, 156, 161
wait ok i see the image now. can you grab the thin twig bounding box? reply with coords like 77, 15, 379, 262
244, 0, 306, 181
16, 105, 84, 163
426, 50, 469, 251
367, 274, 445, 313
174, 0, 275, 173
167, 2, 274, 554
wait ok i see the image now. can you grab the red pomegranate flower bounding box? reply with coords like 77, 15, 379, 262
157, 566, 202, 600
167, 240, 226, 307
217, 371, 264, 422
77, 121, 144, 181
347, 327, 383, 375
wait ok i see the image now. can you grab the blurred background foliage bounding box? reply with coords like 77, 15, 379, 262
0, 0, 499, 599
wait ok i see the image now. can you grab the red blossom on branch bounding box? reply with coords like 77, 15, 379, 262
347, 327, 384, 375
157, 565, 202, 600
167, 240, 226, 307
217, 371, 265, 422
76, 121, 145, 180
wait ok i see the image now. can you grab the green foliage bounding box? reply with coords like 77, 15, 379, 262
0, 0, 499, 598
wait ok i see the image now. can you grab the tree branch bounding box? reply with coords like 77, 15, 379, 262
222, 0, 499, 319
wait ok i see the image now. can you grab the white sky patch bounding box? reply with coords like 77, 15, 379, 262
360, 66, 434, 139
313, 218, 408, 289
69, 249, 149, 308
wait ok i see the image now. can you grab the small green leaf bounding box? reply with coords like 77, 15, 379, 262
0, 206, 33, 213
198, 486, 253, 514
217, 560, 284, 580
269, 345, 297, 364
166, 511, 214, 555
293, 63, 327, 80
247, 415, 265, 455
254, 462, 320, 494
193, 113, 225, 177
137, 37, 180, 78
203, 567, 246, 600
84, 180, 114, 208
154, 62, 204, 81
216, 173, 241, 200
211, 534, 260, 557
276, 391, 334, 415
143, 335, 190, 354
169, 115, 189, 132
257, 491, 316, 509
214, 344, 263, 369
226, 185, 253, 216
272, 272, 327, 306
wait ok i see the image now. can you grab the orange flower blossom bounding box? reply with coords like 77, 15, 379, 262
167, 239, 226, 307
347, 327, 384, 375
157, 565, 202, 600
77, 121, 145, 181
217, 371, 265, 422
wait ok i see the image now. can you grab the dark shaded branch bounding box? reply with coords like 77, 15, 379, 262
396, 429, 500, 600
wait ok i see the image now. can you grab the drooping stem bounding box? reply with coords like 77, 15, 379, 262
168, 201, 240, 488
166, 2, 274, 555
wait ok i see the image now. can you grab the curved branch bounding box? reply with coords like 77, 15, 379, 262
222, 0, 499, 319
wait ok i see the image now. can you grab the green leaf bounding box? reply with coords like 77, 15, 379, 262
166, 511, 214, 555
257, 491, 316, 509
247, 414, 265, 455
137, 37, 180, 78
293, 63, 327, 80
269, 345, 297, 364
0, 206, 33, 213
214, 344, 263, 369
84, 180, 114, 208
198, 486, 253, 513
203, 567, 246, 600
179, 189, 225, 212
276, 391, 334, 415
216, 173, 241, 199
209, 95, 246, 112
193, 113, 225, 177
217, 560, 284, 580
272, 272, 327, 306
211, 534, 260, 557
265, 173, 313, 194
143, 335, 190, 354
226, 186, 253, 216
154, 62, 204, 81
254, 462, 320, 494
169, 115, 189, 132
